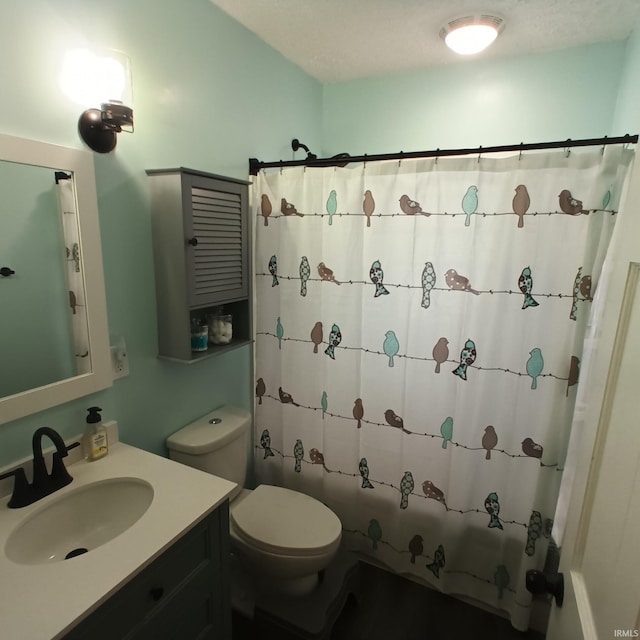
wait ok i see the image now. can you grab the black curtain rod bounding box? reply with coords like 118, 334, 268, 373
249, 134, 638, 175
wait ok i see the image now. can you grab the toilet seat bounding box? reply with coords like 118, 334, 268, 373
230, 485, 342, 557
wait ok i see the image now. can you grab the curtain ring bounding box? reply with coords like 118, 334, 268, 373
363, 153, 367, 170
477, 146, 482, 163
398, 151, 403, 167
565, 139, 572, 158
518, 143, 524, 161
435, 148, 440, 165
601, 135, 608, 155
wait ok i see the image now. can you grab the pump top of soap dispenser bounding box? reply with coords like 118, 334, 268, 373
86, 406, 102, 425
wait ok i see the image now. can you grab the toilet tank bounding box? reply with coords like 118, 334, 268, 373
166, 405, 250, 500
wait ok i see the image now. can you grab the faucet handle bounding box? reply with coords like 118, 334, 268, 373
63, 441, 81, 456
0, 467, 33, 509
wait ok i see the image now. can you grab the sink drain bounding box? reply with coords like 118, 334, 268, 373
65, 547, 89, 560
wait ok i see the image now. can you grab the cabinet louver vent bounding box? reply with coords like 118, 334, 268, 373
191, 186, 244, 302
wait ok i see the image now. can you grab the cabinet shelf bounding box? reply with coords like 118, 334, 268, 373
160, 338, 252, 364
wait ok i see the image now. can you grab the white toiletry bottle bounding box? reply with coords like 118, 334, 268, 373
83, 406, 109, 461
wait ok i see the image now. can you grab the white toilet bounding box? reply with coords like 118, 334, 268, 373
166, 405, 342, 598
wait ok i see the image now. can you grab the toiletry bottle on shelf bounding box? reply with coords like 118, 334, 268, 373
191, 317, 209, 352
83, 406, 109, 461
207, 307, 233, 345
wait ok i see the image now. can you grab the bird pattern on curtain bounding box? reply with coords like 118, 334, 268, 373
251, 146, 632, 630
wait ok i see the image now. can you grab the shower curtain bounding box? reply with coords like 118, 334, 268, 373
251, 145, 633, 630
56, 174, 90, 375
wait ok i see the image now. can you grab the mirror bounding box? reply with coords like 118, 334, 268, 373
0, 133, 112, 425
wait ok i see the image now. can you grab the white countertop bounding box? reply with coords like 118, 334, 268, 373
0, 440, 236, 640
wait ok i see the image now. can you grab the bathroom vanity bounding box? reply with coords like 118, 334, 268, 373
0, 435, 236, 640
63, 504, 229, 640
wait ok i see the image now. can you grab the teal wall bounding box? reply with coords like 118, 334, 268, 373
0, 0, 637, 467
613, 28, 640, 134
0, 0, 322, 465
322, 41, 628, 156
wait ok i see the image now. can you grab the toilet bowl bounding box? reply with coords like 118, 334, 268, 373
166, 406, 342, 598
230, 486, 341, 595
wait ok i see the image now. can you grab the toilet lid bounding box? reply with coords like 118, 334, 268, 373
230, 485, 342, 556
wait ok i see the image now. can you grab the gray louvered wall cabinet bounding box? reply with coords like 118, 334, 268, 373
147, 168, 251, 362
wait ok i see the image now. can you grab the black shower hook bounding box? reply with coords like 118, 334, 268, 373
601, 135, 608, 154
565, 139, 572, 158
0, 267, 15, 277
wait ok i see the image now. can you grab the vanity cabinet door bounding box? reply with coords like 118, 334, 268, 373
63, 502, 230, 640
138, 569, 216, 640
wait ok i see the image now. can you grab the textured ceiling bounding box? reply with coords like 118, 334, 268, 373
209, 0, 640, 83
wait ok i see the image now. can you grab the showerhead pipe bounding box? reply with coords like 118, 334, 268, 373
291, 138, 317, 160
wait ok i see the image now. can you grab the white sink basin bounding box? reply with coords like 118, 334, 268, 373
5, 477, 154, 564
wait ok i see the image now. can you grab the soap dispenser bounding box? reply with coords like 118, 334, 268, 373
83, 406, 109, 461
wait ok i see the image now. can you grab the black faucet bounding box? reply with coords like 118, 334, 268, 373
0, 427, 80, 508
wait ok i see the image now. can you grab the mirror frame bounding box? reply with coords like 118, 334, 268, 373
0, 133, 112, 425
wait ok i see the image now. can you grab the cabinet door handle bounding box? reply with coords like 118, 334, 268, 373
0, 267, 15, 277
187, 237, 198, 247
149, 586, 165, 601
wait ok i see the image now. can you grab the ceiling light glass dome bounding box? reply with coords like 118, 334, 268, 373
440, 16, 504, 55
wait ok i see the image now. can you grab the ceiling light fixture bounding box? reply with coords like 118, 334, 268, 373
440, 15, 504, 56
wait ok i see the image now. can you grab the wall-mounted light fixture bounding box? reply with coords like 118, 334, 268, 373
440, 15, 504, 56
60, 49, 134, 153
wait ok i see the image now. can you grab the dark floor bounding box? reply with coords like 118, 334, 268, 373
232, 561, 546, 640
